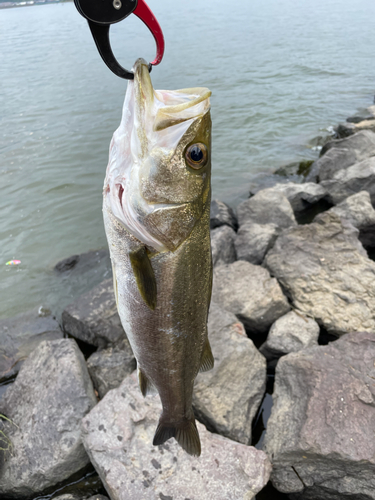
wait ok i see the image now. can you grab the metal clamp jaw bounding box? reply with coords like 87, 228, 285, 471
74, 0, 165, 79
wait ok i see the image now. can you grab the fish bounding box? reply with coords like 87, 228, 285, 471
102, 58, 213, 456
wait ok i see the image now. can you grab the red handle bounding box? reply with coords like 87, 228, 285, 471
133, 0, 165, 66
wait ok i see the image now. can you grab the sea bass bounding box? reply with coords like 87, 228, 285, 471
103, 59, 213, 456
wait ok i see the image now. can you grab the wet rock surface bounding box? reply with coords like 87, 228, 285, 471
237, 189, 297, 229
0, 339, 97, 499
193, 302, 266, 445
87, 346, 136, 399
210, 225, 237, 267
259, 311, 319, 362
0, 309, 63, 383
264, 211, 375, 336
235, 222, 278, 265
81, 372, 272, 500
212, 260, 290, 333
264, 332, 375, 500
55, 249, 110, 274
210, 199, 238, 231
306, 129, 375, 182
321, 156, 375, 205
62, 279, 125, 348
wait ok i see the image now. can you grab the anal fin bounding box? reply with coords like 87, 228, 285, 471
199, 337, 214, 372
138, 367, 154, 397
129, 246, 157, 310
153, 415, 201, 457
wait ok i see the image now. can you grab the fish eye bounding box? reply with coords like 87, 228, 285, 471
185, 143, 208, 169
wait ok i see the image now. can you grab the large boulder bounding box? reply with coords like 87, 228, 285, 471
210, 199, 238, 231
0, 309, 63, 383
326, 191, 375, 247
264, 183, 328, 214
264, 211, 375, 336
87, 346, 136, 398
0, 339, 97, 499
259, 311, 319, 362
335, 118, 375, 139
306, 130, 375, 182
264, 332, 375, 500
211, 225, 237, 267
320, 156, 375, 205
235, 222, 278, 265
54, 249, 110, 274
62, 279, 125, 348
81, 373, 272, 500
193, 302, 266, 445
212, 261, 290, 333
236, 189, 297, 229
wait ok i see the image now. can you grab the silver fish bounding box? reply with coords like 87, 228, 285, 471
103, 59, 213, 456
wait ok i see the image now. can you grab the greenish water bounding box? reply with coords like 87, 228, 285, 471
1, 0, 375, 320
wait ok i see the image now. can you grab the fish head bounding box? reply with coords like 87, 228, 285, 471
104, 58, 212, 252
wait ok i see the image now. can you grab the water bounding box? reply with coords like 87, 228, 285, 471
1, 0, 374, 320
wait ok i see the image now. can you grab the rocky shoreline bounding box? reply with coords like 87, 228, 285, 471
1, 103, 375, 499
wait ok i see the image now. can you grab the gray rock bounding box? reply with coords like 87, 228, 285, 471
87, 346, 136, 399
321, 156, 375, 205
335, 118, 375, 138
306, 130, 375, 182
326, 191, 375, 247
193, 302, 266, 445
210, 225, 237, 267
81, 373, 272, 500
53, 495, 82, 500
264, 332, 375, 500
210, 199, 238, 231
259, 311, 319, 361
266, 182, 328, 214
237, 189, 297, 229
87, 496, 109, 500
0, 339, 97, 499
54, 249, 110, 274
264, 211, 375, 336
62, 279, 125, 348
248, 172, 303, 197
212, 260, 290, 333
235, 222, 278, 265
274, 160, 315, 179
0, 309, 63, 383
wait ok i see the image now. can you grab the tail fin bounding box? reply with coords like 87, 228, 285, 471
153, 415, 201, 457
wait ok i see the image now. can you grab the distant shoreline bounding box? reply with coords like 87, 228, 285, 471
0, 0, 71, 9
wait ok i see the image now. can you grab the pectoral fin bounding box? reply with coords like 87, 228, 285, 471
129, 247, 157, 310
199, 337, 214, 372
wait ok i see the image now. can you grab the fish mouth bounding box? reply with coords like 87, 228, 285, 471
103, 58, 211, 252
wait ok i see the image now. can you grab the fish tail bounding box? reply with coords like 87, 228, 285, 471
153, 413, 201, 457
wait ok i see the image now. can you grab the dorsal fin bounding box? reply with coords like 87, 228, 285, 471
129, 246, 157, 310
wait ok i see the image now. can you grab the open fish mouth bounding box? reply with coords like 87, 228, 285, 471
103, 58, 211, 252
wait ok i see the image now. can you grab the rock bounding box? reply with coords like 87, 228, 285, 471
55, 249, 110, 274
81, 372, 272, 500
237, 189, 297, 229
0, 339, 97, 499
320, 156, 375, 205
210, 199, 238, 231
326, 191, 375, 247
264, 332, 375, 500
274, 160, 314, 178
193, 302, 266, 445
62, 279, 126, 348
53, 495, 81, 500
264, 211, 375, 336
87, 496, 109, 500
0, 309, 63, 383
212, 261, 290, 333
306, 130, 375, 182
235, 222, 278, 265
210, 225, 237, 267
87, 346, 136, 399
347, 115, 375, 124
248, 172, 303, 196
335, 118, 375, 138
265, 182, 328, 214
259, 311, 319, 362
